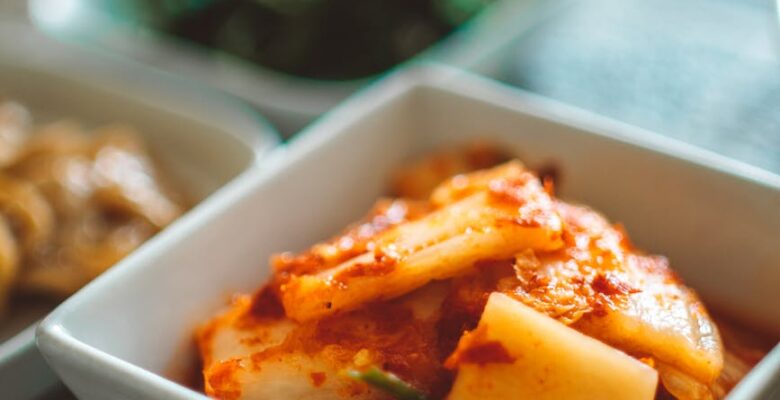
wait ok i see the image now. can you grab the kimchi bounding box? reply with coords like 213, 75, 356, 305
198, 144, 771, 400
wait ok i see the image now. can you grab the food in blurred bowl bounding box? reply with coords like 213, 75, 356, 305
0, 100, 187, 309
134, 0, 494, 80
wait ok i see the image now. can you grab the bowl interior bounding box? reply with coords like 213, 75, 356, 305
46, 74, 780, 395
0, 65, 257, 202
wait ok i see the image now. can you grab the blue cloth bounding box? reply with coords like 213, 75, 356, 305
506, 0, 780, 173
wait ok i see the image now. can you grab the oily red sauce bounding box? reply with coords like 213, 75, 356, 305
316, 301, 446, 393
241, 262, 514, 399
542, 175, 555, 196
249, 286, 285, 320
507, 201, 650, 324
436, 298, 483, 367
486, 174, 563, 229
591, 273, 638, 296
244, 296, 451, 398
535, 163, 560, 189
448, 339, 515, 366
206, 359, 242, 400
272, 251, 331, 279
486, 176, 534, 206
437, 261, 514, 368
309, 372, 327, 387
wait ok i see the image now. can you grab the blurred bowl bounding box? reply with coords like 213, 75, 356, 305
28, 0, 569, 135
0, 19, 279, 399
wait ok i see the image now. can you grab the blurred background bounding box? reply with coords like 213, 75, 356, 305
3, 0, 778, 172
1, 0, 779, 398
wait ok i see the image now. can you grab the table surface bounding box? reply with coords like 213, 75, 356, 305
505, 0, 780, 174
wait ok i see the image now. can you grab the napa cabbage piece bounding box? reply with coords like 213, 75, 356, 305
279, 162, 564, 322
574, 254, 723, 385
509, 201, 723, 395
446, 293, 659, 400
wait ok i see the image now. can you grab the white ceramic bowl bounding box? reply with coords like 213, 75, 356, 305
0, 20, 279, 399
37, 65, 780, 399
28, 0, 570, 135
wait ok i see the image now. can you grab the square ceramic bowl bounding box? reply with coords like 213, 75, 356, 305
0, 20, 279, 399
29, 0, 569, 135
37, 65, 780, 399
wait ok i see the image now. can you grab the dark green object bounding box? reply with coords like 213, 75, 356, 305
346, 367, 429, 400
135, 0, 492, 80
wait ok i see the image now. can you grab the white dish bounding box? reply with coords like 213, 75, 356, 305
28, 0, 569, 135
37, 65, 780, 399
0, 20, 279, 399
